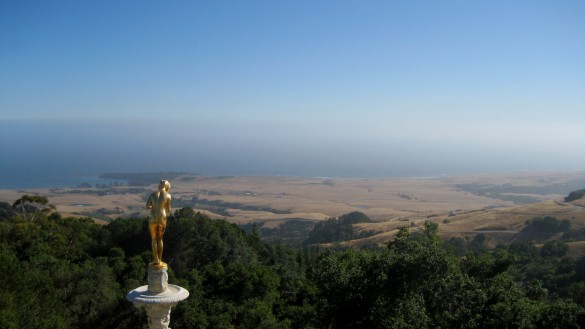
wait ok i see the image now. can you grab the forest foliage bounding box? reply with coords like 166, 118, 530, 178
565, 189, 585, 202
303, 211, 375, 246
1, 197, 585, 328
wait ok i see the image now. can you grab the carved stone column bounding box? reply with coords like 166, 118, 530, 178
148, 267, 169, 293
127, 281, 189, 329
144, 303, 174, 329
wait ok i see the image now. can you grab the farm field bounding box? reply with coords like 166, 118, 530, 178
0, 172, 585, 242
2, 171, 585, 246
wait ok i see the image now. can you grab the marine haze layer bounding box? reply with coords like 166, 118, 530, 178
1, 120, 584, 189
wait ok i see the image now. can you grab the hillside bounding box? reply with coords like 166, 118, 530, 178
331, 200, 585, 250
2, 206, 585, 328
1, 171, 584, 249
2, 175, 585, 328
1, 171, 583, 221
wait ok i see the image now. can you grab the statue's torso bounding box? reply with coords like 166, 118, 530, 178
148, 191, 171, 224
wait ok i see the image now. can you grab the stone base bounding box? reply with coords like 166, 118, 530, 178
148, 267, 169, 293
145, 304, 172, 329
149, 261, 168, 270
127, 285, 189, 329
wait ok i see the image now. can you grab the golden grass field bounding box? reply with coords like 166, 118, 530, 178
1, 171, 585, 250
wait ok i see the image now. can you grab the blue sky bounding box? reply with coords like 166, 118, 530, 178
1, 0, 584, 182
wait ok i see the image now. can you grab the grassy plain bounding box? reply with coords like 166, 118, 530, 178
1, 171, 584, 247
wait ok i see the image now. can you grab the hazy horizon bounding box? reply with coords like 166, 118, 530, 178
2, 118, 584, 189
1, 1, 584, 188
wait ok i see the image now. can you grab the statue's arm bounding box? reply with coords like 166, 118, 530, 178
165, 195, 172, 213
146, 195, 153, 209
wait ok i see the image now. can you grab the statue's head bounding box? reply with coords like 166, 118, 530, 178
159, 180, 171, 192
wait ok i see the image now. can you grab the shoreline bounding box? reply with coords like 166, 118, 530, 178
2, 169, 584, 191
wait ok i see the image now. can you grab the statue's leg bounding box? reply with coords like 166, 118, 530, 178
158, 224, 166, 263
157, 238, 163, 263
149, 223, 159, 264
152, 239, 159, 264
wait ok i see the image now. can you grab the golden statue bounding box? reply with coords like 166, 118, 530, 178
146, 180, 172, 269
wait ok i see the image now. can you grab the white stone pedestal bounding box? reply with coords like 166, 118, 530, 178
127, 267, 189, 329
148, 267, 169, 293
127, 285, 189, 329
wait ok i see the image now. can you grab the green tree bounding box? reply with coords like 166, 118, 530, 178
540, 240, 569, 258
12, 195, 56, 221
0, 201, 16, 220
312, 249, 382, 328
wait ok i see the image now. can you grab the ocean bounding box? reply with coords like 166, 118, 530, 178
0, 168, 124, 190
2, 121, 583, 190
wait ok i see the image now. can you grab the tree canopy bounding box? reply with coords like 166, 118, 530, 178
1, 198, 585, 328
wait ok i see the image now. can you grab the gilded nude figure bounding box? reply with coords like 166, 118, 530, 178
146, 180, 172, 269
